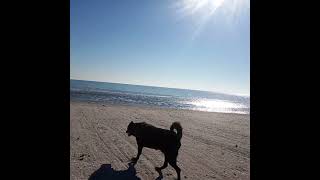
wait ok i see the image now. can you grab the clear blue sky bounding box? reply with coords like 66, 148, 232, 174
71, 0, 250, 96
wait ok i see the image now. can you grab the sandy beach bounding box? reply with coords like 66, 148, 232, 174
70, 101, 250, 180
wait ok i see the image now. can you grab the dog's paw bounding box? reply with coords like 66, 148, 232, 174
130, 157, 138, 163
155, 167, 160, 171
155, 167, 163, 176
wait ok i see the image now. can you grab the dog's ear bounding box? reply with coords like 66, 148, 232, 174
130, 121, 133, 124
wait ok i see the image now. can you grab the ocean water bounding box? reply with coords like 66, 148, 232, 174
70, 79, 250, 114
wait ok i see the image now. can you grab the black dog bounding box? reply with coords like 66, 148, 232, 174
126, 121, 182, 180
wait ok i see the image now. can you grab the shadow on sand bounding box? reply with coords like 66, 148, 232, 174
88, 163, 141, 180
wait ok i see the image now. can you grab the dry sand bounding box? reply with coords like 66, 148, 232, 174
70, 101, 250, 180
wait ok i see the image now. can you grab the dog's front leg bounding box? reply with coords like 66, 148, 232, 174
131, 144, 143, 164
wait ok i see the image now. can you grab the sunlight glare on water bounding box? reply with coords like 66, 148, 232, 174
188, 98, 248, 114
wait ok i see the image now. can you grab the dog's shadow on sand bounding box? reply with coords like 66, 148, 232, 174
89, 162, 165, 180
88, 163, 141, 180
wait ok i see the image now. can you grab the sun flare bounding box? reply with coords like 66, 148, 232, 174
173, 0, 249, 39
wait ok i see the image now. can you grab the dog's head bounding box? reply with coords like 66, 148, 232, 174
126, 121, 136, 136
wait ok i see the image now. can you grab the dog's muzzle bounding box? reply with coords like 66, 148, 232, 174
126, 130, 131, 136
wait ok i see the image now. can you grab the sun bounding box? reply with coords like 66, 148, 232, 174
173, 0, 249, 39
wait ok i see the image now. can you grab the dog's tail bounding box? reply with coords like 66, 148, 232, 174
170, 122, 183, 141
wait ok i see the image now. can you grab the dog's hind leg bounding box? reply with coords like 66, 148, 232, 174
155, 156, 168, 176
169, 159, 181, 180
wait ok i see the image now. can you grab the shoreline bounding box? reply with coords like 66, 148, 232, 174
70, 99, 250, 116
